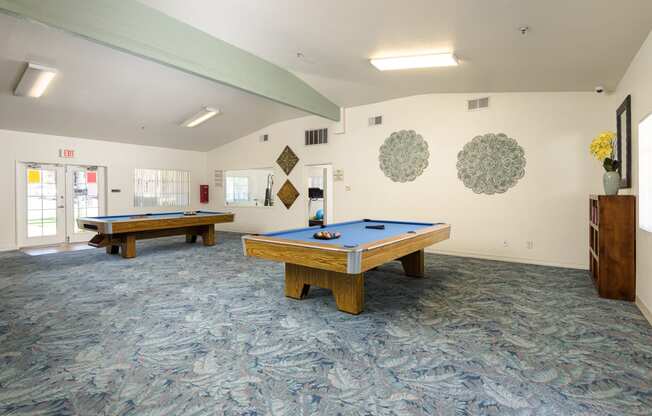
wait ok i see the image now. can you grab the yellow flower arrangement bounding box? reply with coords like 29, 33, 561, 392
590, 131, 619, 172
589, 131, 615, 161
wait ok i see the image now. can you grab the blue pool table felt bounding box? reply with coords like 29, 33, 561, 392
82, 211, 229, 222
264, 220, 437, 248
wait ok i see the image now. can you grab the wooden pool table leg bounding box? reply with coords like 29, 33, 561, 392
201, 225, 215, 246
186, 233, 198, 243
120, 235, 136, 259
285, 263, 364, 315
106, 245, 119, 255
284, 268, 311, 300
399, 249, 425, 277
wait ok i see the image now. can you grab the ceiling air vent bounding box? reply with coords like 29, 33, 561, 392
368, 115, 383, 126
468, 97, 490, 111
305, 128, 328, 146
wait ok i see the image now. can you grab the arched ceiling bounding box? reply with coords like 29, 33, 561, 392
143, 0, 652, 106
1, 0, 651, 151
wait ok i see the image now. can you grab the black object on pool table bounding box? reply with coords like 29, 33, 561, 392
313, 231, 341, 240
366, 224, 385, 230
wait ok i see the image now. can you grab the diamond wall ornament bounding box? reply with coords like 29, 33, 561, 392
379, 130, 430, 182
276, 146, 299, 175
277, 180, 300, 209
456, 133, 526, 194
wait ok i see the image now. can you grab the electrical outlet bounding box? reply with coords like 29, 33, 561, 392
526, 241, 534, 249
503, 240, 509, 248
345, 185, 351, 191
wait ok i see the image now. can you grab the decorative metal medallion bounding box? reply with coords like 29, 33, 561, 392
379, 130, 430, 182
277, 180, 300, 209
456, 133, 526, 194
276, 146, 299, 175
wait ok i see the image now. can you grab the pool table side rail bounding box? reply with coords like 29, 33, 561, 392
262, 219, 438, 237
242, 223, 451, 274
356, 223, 449, 250
243, 236, 354, 273
77, 210, 228, 221
78, 212, 235, 234
360, 224, 450, 271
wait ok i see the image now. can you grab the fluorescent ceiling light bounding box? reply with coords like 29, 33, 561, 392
14, 63, 58, 98
182, 107, 220, 128
370, 53, 458, 71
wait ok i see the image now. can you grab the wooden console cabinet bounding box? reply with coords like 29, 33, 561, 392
589, 195, 636, 300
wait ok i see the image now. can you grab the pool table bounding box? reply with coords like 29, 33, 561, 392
77, 211, 234, 258
243, 219, 451, 314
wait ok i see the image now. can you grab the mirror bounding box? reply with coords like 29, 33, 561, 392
224, 168, 275, 207
616, 95, 632, 189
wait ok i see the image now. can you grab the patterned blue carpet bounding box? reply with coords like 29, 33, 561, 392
0, 233, 650, 415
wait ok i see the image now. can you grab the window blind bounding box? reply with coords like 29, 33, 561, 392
134, 168, 189, 208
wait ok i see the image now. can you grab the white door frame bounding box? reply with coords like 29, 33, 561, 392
305, 163, 334, 225
16, 162, 66, 247
16, 161, 107, 248
66, 165, 107, 243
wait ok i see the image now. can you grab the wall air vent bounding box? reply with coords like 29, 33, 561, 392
468, 97, 490, 111
368, 115, 383, 126
305, 128, 328, 146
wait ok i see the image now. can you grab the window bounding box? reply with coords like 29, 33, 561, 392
640, 114, 652, 232
226, 176, 249, 203
134, 168, 189, 208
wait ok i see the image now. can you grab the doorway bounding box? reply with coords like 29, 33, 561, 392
306, 164, 333, 226
16, 162, 106, 247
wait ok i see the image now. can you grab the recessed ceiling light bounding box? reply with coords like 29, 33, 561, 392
14, 63, 58, 98
181, 107, 220, 128
370, 53, 458, 71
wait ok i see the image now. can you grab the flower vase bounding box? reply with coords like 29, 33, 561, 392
603, 171, 620, 196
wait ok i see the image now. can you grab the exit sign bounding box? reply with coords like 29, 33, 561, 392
59, 149, 75, 158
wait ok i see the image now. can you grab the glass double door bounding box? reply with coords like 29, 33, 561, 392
17, 163, 106, 247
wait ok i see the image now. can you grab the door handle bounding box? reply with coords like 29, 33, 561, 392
57, 205, 64, 208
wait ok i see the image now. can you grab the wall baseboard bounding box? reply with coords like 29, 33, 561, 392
636, 296, 652, 326
426, 248, 587, 270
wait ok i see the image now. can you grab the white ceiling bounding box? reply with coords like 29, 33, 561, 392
0, 13, 305, 151
1, 1, 651, 150
142, 0, 652, 107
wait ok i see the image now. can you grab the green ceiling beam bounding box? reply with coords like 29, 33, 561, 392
0, 0, 340, 121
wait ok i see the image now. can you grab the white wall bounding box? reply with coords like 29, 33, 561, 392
612, 30, 652, 320
0, 129, 208, 250
208, 92, 608, 269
